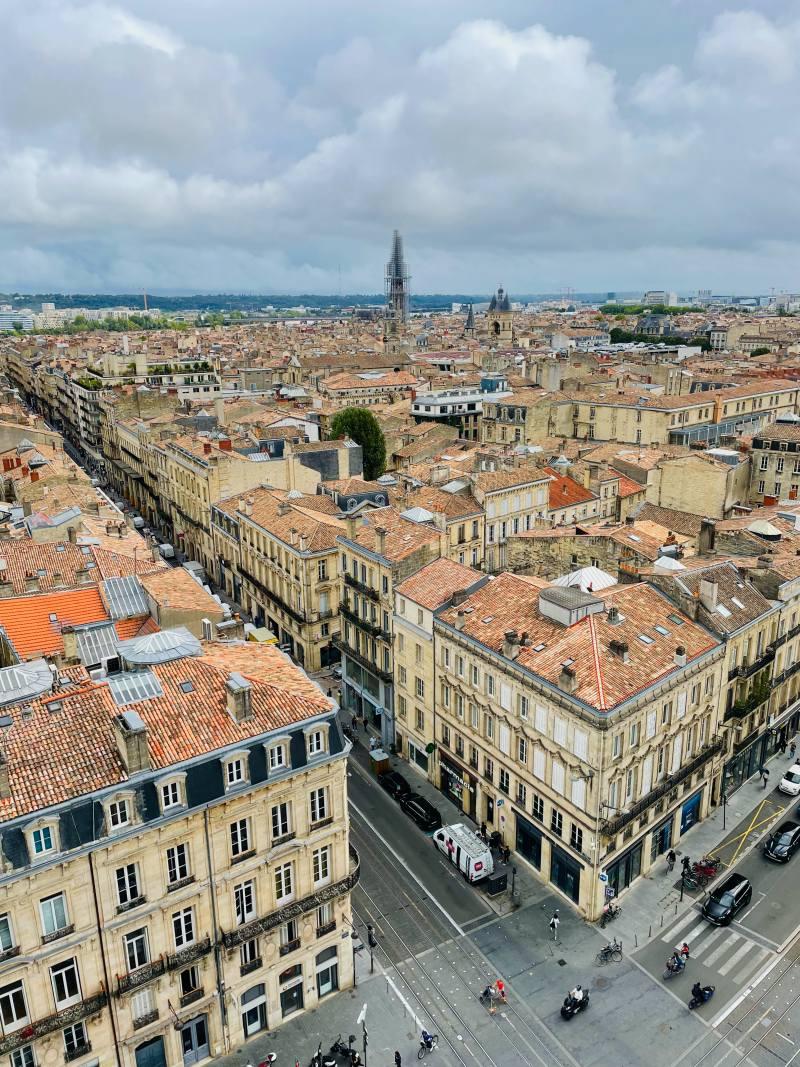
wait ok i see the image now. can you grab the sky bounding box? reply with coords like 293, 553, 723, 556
2, 0, 800, 295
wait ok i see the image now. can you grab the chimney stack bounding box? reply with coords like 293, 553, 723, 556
455, 610, 466, 631
226, 673, 253, 723
698, 579, 718, 612
674, 645, 687, 667
0, 753, 10, 800
699, 518, 716, 555
502, 629, 520, 660
609, 638, 629, 663
374, 527, 387, 555
60, 626, 79, 663
113, 710, 150, 774
558, 664, 578, 694
67, 526, 78, 544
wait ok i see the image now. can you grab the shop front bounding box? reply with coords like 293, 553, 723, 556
550, 844, 582, 904
438, 753, 476, 819
680, 789, 703, 834
407, 738, 430, 774
650, 815, 674, 864
605, 841, 642, 898
724, 730, 772, 794
515, 811, 542, 870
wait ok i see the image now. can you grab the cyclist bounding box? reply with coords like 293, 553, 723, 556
666, 849, 676, 872
421, 1030, 434, 1052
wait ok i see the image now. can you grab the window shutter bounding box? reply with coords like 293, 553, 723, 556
646, 710, 656, 739
573, 729, 588, 760
671, 734, 683, 773
553, 717, 567, 746
640, 754, 653, 796
535, 705, 548, 735
552, 760, 565, 795
533, 748, 546, 781
571, 778, 586, 811
498, 723, 510, 756
676, 692, 687, 718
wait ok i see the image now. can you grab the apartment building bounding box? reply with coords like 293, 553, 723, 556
749, 420, 800, 504
212, 488, 344, 670
337, 508, 444, 745
428, 576, 724, 916
318, 370, 420, 407
470, 468, 551, 572
480, 388, 554, 447
402, 486, 485, 568
393, 558, 483, 778
0, 633, 355, 1067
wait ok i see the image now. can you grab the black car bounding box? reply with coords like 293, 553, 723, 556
764, 821, 800, 863
400, 793, 443, 831
379, 770, 411, 800
701, 873, 752, 926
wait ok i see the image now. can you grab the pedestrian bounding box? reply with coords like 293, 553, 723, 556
496, 978, 507, 1003
681, 855, 691, 875
791, 741, 797, 761
549, 910, 560, 941
480, 821, 487, 842
666, 848, 676, 872
369, 735, 378, 751
502, 845, 511, 864
761, 767, 770, 789
395, 1052, 402, 1067
351, 715, 359, 733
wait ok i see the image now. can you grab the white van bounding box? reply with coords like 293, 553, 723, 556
433, 824, 494, 883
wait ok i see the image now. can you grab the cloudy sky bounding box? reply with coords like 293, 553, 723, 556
2, 0, 799, 295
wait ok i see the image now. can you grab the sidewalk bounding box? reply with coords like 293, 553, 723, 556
609, 749, 797, 949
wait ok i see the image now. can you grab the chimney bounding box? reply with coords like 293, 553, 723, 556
374, 527, 387, 555
558, 664, 578, 694
67, 526, 78, 544
277, 502, 291, 517
299, 533, 309, 551
609, 638, 629, 663
502, 629, 520, 660
226, 672, 253, 723
455, 610, 466, 631
113, 710, 150, 774
624, 515, 635, 527
345, 515, 357, 539
451, 589, 468, 607
203, 442, 212, 455
699, 518, 716, 555
288, 527, 297, 546
607, 605, 621, 625
218, 438, 232, 451
698, 579, 718, 612
0, 753, 10, 800
61, 626, 79, 663
30, 471, 39, 483
674, 645, 687, 667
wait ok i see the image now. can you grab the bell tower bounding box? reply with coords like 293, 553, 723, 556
487, 286, 514, 346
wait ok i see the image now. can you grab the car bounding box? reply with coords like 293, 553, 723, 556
379, 770, 411, 800
764, 821, 800, 862
331, 665, 343, 680
780, 765, 800, 796
400, 793, 443, 832
701, 873, 752, 925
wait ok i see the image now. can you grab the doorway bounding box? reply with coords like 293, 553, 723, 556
180, 1016, 209, 1066
136, 1038, 167, 1067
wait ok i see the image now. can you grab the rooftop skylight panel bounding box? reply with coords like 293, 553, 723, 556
628, 534, 641, 542
532, 643, 546, 652
481, 616, 494, 624
667, 613, 685, 626
638, 633, 654, 644
731, 597, 745, 609
654, 624, 670, 636
179, 680, 195, 693
716, 604, 731, 618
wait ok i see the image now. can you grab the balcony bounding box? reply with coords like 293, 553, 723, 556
0, 945, 20, 963
601, 737, 724, 837
65, 1040, 92, 1062
179, 988, 204, 1008
42, 924, 74, 945
0, 992, 108, 1056
279, 938, 301, 957
728, 646, 775, 682
316, 920, 337, 938
133, 1009, 159, 1030
240, 957, 262, 977
117, 895, 146, 915
167, 875, 195, 893
333, 637, 392, 684
118, 959, 166, 995
166, 936, 212, 972
341, 604, 391, 641
231, 848, 257, 865
724, 677, 771, 722
344, 573, 380, 601
271, 832, 296, 847
222, 845, 361, 949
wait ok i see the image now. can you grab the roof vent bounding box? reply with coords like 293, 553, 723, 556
607, 605, 621, 625
226, 672, 253, 723
674, 645, 687, 667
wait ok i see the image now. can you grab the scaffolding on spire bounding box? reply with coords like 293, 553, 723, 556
385, 229, 410, 328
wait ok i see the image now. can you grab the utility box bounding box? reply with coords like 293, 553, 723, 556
369, 748, 390, 776
485, 871, 508, 896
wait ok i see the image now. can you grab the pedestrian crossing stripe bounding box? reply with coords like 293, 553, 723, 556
655, 909, 773, 983
719, 939, 760, 976
703, 931, 740, 968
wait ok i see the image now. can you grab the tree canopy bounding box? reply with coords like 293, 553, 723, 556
329, 407, 386, 480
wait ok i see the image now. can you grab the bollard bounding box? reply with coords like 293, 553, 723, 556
660, 915, 664, 927
648, 925, 652, 939
635, 933, 638, 948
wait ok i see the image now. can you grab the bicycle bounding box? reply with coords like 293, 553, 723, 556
596, 938, 623, 965
418, 1035, 439, 1059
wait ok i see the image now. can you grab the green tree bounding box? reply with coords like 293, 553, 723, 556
329, 407, 386, 480
750, 346, 771, 356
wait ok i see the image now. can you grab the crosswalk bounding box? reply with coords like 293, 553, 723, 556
657, 909, 771, 984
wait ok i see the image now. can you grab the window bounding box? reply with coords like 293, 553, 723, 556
31, 825, 55, 857
50, 958, 81, 1008
518, 694, 529, 719
484, 757, 494, 782
307, 730, 325, 757
499, 768, 510, 795
62, 1022, 88, 1059
240, 938, 260, 970
230, 818, 251, 858
225, 757, 246, 789
242, 982, 268, 1037
629, 722, 640, 749
518, 737, 529, 765
116, 863, 141, 907
40, 893, 68, 937
0, 915, 12, 953
310, 787, 328, 824
272, 802, 291, 839
415, 677, 424, 699
485, 714, 494, 740
235, 881, 256, 925
317, 945, 339, 998
124, 928, 149, 971
172, 907, 195, 948
533, 793, 544, 822
108, 797, 131, 829
160, 779, 183, 811
516, 782, 527, 806
570, 824, 584, 853
415, 707, 425, 731
269, 743, 288, 771
131, 987, 155, 1023
313, 846, 331, 884
486, 674, 495, 697
0, 981, 28, 1032
275, 862, 293, 901
551, 809, 563, 837
11, 1046, 34, 1067
318, 559, 328, 582
399, 666, 407, 685
166, 843, 190, 886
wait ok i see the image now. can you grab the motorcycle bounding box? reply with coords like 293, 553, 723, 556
310, 1044, 337, 1067
663, 956, 685, 980
692, 859, 720, 880
246, 1058, 277, 1067
560, 989, 590, 1019
689, 985, 715, 1010
599, 902, 621, 928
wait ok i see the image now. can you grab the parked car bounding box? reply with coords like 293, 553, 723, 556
331, 665, 343, 680
379, 770, 411, 800
400, 793, 443, 832
701, 873, 752, 925
780, 765, 800, 796
764, 821, 800, 863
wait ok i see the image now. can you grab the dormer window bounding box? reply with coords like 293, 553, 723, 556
27, 820, 59, 861
105, 791, 135, 832
266, 737, 291, 773
158, 774, 187, 814
222, 751, 250, 792
305, 725, 329, 760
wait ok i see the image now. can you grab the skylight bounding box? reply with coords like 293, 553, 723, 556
667, 614, 685, 627
481, 616, 494, 624
638, 634, 654, 644
532, 643, 546, 652
654, 624, 670, 636
716, 604, 731, 618
731, 597, 745, 609
628, 534, 641, 542
179, 680, 195, 693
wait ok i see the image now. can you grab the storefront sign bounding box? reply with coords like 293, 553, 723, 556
437, 758, 476, 795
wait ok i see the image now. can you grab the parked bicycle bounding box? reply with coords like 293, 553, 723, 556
596, 938, 623, 965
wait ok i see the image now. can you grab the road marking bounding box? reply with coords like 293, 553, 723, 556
731, 948, 770, 985
690, 927, 726, 958
350, 800, 465, 935
704, 931, 741, 968
660, 909, 701, 942
712, 950, 785, 1027
739, 892, 766, 922
384, 972, 424, 1030
676, 919, 713, 947
718, 939, 761, 976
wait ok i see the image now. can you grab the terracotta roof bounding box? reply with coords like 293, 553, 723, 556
438, 574, 718, 711
610, 469, 647, 498
544, 467, 596, 510
0, 641, 333, 821
338, 506, 442, 561
396, 558, 481, 610
472, 468, 550, 493
0, 587, 109, 659
403, 486, 483, 520
753, 421, 800, 443
216, 487, 345, 552
140, 568, 222, 613
632, 503, 704, 538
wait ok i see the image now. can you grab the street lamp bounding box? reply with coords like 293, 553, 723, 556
357, 1003, 368, 1067
341, 916, 361, 989
366, 923, 377, 974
